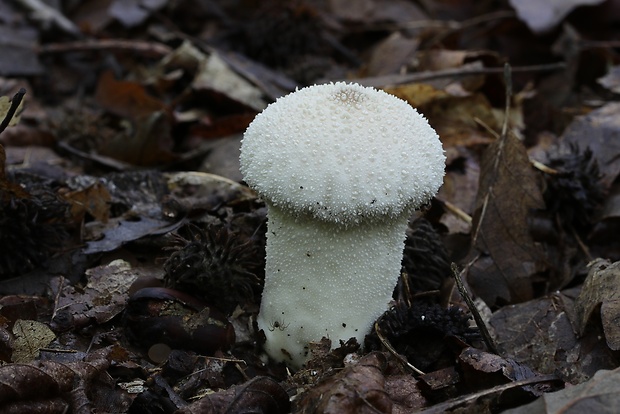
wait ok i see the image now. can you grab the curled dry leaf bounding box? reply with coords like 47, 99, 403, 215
174, 376, 290, 414
296, 352, 392, 414
574, 259, 620, 350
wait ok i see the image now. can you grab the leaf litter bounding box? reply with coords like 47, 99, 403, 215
0, 0, 619, 412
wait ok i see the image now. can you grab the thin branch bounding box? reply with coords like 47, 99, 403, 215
366, 10, 516, 33
416, 373, 558, 414
38, 39, 173, 58
349, 62, 565, 88
0, 88, 26, 135
451, 263, 499, 354
374, 320, 425, 376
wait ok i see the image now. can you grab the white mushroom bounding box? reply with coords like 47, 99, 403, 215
239, 82, 445, 369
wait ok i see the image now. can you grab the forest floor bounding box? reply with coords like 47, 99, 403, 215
0, 0, 619, 413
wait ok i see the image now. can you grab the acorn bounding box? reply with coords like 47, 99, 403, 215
123, 287, 235, 355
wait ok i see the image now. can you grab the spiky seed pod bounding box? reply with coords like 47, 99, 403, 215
401, 218, 451, 295
366, 302, 479, 371
544, 144, 605, 235
163, 224, 262, 314
0, 184, 71, 278
225, 1, 327, 69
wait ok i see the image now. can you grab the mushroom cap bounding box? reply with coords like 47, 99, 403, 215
240, 82, 445, 224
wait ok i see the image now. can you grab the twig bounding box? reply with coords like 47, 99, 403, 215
415, 373, 558, 414
440, 199, 473, 225
451, 263, 499, 354
374, 320, 425, 376
530, 158, 558, 174
349, 62, 564, 88
38, 39, 173, 58
367, 10, 516, 33
0, 88, 26, 135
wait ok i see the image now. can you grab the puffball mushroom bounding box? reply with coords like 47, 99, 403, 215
239, 82, 445, 369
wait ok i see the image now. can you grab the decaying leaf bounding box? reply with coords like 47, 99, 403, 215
387, 374, 427, 413
490, 290, 619, 384
174, 376, 290, 414
296, 352, 392, 414
11, 319, 55, 363
459, 347, 543, 394
490, 294, 577, 378
501, 367, 620, 414
0, 347, 117, 413
509, 0, 606, 33
560, 102, 620, 189
0, 95, 24, 127
574, 259, 620, 350
51, 260, 144, 330
469, 132, 545, 306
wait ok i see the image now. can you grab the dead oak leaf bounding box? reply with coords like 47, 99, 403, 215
469, 133, 545, 306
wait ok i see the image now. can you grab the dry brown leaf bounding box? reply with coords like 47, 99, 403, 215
11, 320, 55, 363
574, 259, 620, 350
95, 71, 165, 120
62, 180, 111, 224
386, 84, 498, 148
469, 133, 545, 306
94, 72, 177, 166
0, 95, 24, 127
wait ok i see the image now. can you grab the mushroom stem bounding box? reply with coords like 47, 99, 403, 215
257, 204, 411, 368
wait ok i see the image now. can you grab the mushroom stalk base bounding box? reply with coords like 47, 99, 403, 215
257, 204, 410, 369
